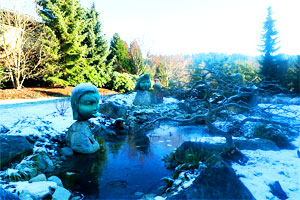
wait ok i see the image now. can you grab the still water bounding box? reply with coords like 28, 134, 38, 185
59, 124, 211, 199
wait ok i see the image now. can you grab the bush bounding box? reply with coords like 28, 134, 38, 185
253, 124, 292, 148
110, 72, 136, 93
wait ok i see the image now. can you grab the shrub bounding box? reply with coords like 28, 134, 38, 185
110, 72, 136, 93
253, 124, 292, 148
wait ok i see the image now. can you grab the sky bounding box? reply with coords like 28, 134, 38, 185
1, 0, 300, 56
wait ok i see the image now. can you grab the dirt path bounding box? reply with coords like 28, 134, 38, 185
0, 87, 117, 100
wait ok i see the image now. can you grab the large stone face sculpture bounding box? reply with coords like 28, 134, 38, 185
66, 83, 101, 154
133, 74, 163, 105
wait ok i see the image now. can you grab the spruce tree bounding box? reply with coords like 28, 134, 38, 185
259, 6, 280, 80
83, 3, 113, 87
36, 0, 89, 86
129, 40, 145, 75
108, 33, 131, 73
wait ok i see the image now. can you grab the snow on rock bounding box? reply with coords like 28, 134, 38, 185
104, 92, 136, 105
6, 181, 57, 199
163, 97, 179, 104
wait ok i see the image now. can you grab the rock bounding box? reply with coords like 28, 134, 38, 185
32, 152, 55, 173
141, 193, 156, 200
99, 101, 128, 119
0, 124, 9, 134
29, 174, 47, 183
0, 187, 20, 200
269, 181, 288, 200
170, 163, 255, 200
48, 176, 63, 187
52, 186, 71, 200
0, 135, 33, 169
234, 138, 280, 150
59, 147, 73, 157
133, 90, 153, 106
134, 191, 144, 197
65, 121, 100, 154
19, 192, 33, 200
13, 181, 57, 200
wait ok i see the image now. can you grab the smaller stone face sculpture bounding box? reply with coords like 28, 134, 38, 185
135, 74, 151, 91
71, 83, 100, 121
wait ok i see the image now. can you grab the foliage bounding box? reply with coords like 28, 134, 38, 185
108, 33, 131, 73
36, 0, 111, 87
259, 6, 280, 81
129, 39, 145, 75
0, 9, 46, 89
189, 53, 259, 84
36, 0, 87, 86
154, 63, 167, 87
82, 3, 113, 87
110, 71, 136, 92
253, 124, 292, 148
147, 54, 191, 87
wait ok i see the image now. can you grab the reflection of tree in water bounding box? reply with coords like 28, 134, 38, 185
58, 150, 107, 195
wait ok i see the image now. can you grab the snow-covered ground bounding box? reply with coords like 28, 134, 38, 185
0, 95, 299, 199
231, 104, 300, 200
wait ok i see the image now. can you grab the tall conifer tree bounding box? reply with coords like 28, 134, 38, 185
83, 3, 113, 87
36, 0, 88, 86
108, 33, 131, 73
129, 40, 145, 75
259, 6, 280, 80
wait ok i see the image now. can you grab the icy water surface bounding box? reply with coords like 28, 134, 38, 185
59, 124, 211, 199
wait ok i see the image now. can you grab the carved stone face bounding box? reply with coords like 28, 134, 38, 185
78, 92, 99, 120
71, 83, 100, 120
139, 79, 151, 90
135, 74, 151, 91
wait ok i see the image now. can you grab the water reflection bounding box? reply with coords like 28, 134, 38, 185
59, 124, 210, 199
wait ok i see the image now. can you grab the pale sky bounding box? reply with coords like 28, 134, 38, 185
1, 0, 300, 56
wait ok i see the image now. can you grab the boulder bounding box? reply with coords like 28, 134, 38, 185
234, 138, 280, 150
99, 101, 128, 119
170, 162, 255, 200
29, 174, 47, 183
59, 147, 73, 157
0, 124, 9, 134
48, 176, 64, 187
65, 121, 100, 154
32, 152, 55, 173
133, 91, 153, 106
0, 135, 33, 169
0, 187, 20, 200
52, 186, 71, 200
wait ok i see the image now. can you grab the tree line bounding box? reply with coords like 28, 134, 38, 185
0, 3, 299, 94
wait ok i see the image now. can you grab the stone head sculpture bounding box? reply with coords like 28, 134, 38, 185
71, 83, 100, 121
135, 74, 151, 91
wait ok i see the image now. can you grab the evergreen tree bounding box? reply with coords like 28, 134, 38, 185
83, 3, 113, 87
129, 40, 145, 75
259, 6, 280, 80
154, 63, 167, 87
108, 33, 131, 73
36, 0, 89, 86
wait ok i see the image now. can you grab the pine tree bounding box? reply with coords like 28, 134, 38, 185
129, 40, 145, 75
82, 3, 113, 87
154, 63, 167, 87
108, 33, 131, 73
259, 6, 280, 80
36, 0, 89, 86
